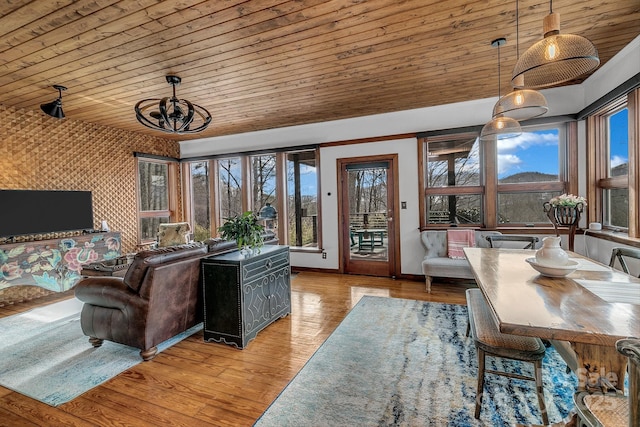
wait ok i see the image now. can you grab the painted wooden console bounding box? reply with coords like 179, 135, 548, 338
0, 232, 122, 299
201, 245, 291, 349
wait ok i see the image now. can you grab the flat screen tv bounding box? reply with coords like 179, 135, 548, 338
0, 190, 94, 238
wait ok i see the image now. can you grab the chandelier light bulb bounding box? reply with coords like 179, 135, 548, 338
545, 39, 559, 60
514, 91, 524, 106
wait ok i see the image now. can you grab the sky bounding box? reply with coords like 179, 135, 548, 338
497, 108, 629, 179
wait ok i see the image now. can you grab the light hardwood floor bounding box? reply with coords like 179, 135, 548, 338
0, 272, 470, 427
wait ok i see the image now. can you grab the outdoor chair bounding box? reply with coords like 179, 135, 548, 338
485, 234, 539, 249
609, 247, 640, 277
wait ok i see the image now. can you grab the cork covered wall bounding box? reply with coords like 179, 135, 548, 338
0, 104, 180, 254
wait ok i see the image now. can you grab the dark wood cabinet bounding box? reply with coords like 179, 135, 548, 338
201, 245, 291, 349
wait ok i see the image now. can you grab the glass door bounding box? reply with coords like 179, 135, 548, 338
338, 156, 397, 277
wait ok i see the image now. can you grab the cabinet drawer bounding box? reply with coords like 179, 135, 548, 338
242, 249, 289, 282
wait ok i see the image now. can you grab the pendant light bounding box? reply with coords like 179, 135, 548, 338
481, 38, 522, 140
511, 0, 599, 89
40, 85, 67, 119
493, 0, 548, 121
135, 75, 212, 134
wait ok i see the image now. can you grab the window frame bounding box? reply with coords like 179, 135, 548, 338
136, 157, 179, 245
182, 147, 322, 251
587, 88, 640, 237
419, 120, 576, 230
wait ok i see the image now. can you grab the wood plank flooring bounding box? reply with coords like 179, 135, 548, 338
0, 273, 470, 427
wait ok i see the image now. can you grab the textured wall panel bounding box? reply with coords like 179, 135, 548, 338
0, 105, 180, 253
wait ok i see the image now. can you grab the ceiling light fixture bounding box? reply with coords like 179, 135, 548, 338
135, 75, 211, 134
493, 0, 548, 120
511, 0, 599, 89
40, 85, 67, 119
481, 38, 522, 140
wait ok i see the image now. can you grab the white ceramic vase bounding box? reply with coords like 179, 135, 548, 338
535, 236, 568, 267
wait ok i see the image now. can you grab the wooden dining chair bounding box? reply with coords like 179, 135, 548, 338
466, 288, 549, 425
486, 234, 540, 249
609, 247, 640, 277
573, 338, 639, 427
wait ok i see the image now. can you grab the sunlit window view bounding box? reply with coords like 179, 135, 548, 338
286, 151, 318, 247
189, 161, 210, 241
218, 157, 243, 223
426, 135, 482, 225
604, 107, 629, 228
138, 160, 170, 240
497, 127, 562, 224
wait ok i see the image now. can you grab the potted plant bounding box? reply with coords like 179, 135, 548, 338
218, 211, 265, 255
543, 193, 587, 226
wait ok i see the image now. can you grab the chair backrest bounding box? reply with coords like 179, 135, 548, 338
609, 247, 640, 277
485, 235, 539, 250
616, 338, 639, 425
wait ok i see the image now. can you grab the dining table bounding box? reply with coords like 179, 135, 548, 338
463, 247, 640, 392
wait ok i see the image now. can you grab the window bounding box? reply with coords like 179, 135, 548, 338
422, 132, 483, 226
189, 161, 210, 241
137, 158, 177, 243
286, 150, 319, 247
250, 154, 278, 233
420, 122, 574, 229
218, 157, 243, 222
588, 88, 639, 237
183, 148, 321, 249
496, 125, 566, 225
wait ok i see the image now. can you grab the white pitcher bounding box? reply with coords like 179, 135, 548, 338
535, 236, 569, 267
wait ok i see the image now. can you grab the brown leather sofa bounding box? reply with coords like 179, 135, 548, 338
75, 243, 210, 360
75, 233, 277, 361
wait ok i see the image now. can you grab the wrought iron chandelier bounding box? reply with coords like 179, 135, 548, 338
134, 75, 211, 134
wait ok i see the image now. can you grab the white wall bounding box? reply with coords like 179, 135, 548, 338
291, 138, 422, 274
180, 35, 640, 274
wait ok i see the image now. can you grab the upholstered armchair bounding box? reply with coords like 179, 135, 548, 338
74, 243, 207, 360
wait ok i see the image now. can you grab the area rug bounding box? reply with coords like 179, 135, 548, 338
0, 298, 202, 406
255, 296, 577, 426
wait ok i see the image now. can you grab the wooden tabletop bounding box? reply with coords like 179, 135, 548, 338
463, 248, 640, 347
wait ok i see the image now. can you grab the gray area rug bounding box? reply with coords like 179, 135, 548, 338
255, 296, 576, 426
0, 298, 201, 406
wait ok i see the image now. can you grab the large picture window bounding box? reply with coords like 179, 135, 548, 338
183, 148, 321, 250
420, 122, 573, 229
496, 125, 566, 225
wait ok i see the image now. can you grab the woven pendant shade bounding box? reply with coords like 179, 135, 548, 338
512, 11, 599, 89
481, 113, 522, 140
482, 37, 522, 141
493, 86, 548, 120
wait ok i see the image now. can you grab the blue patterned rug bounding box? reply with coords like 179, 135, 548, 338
0, 298, 202, 406
255, 296, 577, 426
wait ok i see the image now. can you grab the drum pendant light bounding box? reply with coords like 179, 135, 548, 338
481, 38, 522, 140
40, 85, 67, 119
511, 0, 599, 89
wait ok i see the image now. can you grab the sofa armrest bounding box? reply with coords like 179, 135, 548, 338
75, 277, 137, 310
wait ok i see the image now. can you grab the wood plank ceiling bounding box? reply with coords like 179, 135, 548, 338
1, 0, 639, 141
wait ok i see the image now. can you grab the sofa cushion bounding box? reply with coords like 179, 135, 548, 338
422, 256, 474, 280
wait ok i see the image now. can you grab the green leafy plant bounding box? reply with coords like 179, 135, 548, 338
218, 211, 265, 250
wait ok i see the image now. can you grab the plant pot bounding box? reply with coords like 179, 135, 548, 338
553, 206, 580, 226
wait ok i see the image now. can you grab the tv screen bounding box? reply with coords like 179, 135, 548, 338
0, 190, 94, 238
